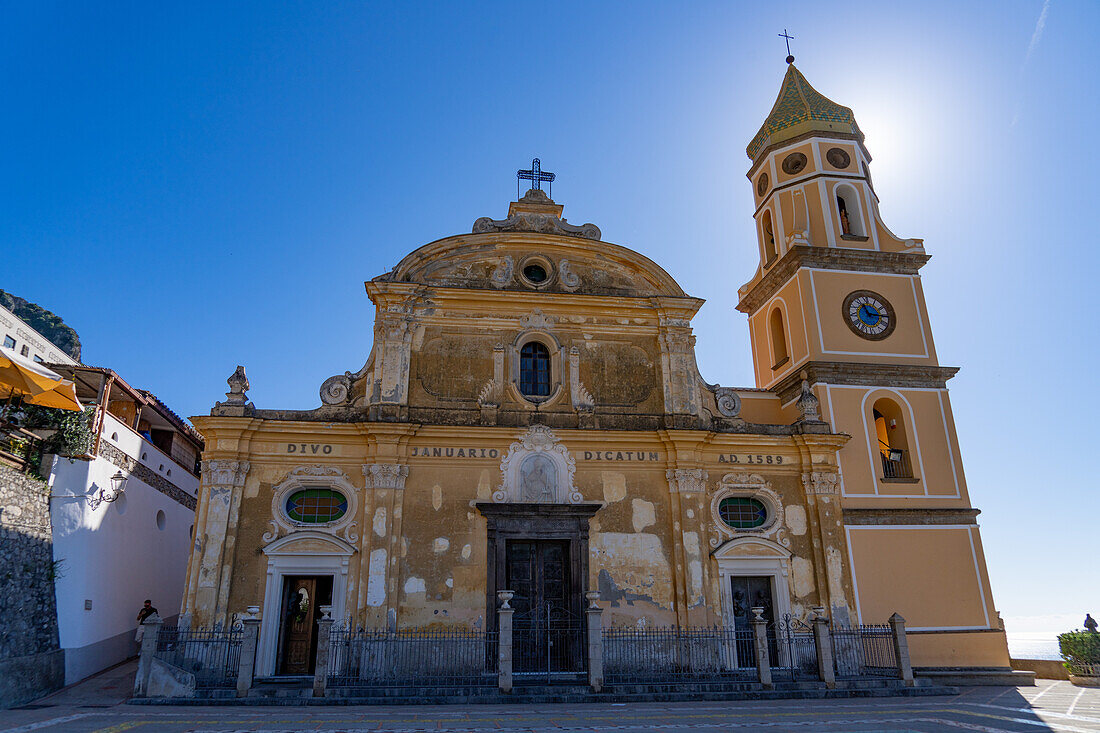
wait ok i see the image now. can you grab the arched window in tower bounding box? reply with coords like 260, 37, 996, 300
872, 398, 915, 480
519, 341, 552, 397
761, 210, 778, 264
769, 307, 789, 368
835, 185, 865, 238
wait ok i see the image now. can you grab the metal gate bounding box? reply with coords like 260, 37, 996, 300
771, 613, 818, 681
512, 600, 587, 679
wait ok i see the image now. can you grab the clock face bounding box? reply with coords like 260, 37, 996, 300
842, 290, 896, 340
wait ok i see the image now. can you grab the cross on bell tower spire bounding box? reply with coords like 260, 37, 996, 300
517, 158, 555, 199
779, 29, 795, 64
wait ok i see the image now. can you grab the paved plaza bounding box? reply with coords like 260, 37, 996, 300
4, 662, 1100, 733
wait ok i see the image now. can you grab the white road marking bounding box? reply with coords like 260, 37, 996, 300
961, 701, 1100, 724
1067, 688, 1087, 717
0, 714, 93, 733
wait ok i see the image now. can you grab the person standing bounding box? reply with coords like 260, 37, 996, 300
135, 599, 159, 643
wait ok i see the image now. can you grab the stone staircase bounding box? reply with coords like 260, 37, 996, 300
135, 676, 957, 705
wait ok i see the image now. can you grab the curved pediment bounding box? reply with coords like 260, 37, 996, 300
263, 531, 356, 557
379, 194, 687, 298
712, 536, 792, 560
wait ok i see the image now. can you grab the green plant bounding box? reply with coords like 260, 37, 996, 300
1058, 631, 1100, 672
20, 404, 95, 457
47, 559, 66, 582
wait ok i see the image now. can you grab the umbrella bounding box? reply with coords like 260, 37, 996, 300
0, 351, 83, 412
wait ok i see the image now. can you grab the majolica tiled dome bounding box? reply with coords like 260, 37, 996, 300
747, 64, 863, 161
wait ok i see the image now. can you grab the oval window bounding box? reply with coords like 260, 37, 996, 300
718, 497, 768, 529
522, 263, 547, 283
285, 488, 348, 524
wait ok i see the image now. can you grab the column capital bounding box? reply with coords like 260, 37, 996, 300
666, 468, 708, 494
201, 459, 250, 488
362, 463, 409, 490
801, 471, 839, 495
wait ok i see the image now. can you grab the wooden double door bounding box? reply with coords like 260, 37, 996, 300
276, 575, 333, 675
507, 539, 585, 675
729, 575, 780, 665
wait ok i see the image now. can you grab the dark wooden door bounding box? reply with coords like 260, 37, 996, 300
507, 540, 583, 675
729, 575, 779, 664
280, 577, 317, 675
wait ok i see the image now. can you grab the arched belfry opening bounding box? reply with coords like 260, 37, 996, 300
769, 307, 789, 368
836, 185, 865, 238
762, 210, 778, 263
872, 398, 915, 480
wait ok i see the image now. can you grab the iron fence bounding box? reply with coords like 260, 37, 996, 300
513, 603, 587, 679
328, 628, 498, 689
772, 615, 818, 681
603, 626, 757, 683
154, 626, 242, 689
832, 624, 898, 678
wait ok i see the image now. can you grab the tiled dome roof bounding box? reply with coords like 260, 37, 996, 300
746, 64, 863, 161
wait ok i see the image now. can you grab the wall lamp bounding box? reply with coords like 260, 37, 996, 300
89, 470, 127, 509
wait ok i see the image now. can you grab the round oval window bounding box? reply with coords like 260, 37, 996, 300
522, 263, 548, 283
285, 488, 348, 524
718, 497, 768, 529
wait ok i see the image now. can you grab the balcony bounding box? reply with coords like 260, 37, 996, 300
879, 447, 917, 483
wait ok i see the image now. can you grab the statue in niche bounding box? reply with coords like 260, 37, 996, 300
520, 454, 557, 502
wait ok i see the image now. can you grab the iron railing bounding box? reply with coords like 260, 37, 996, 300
512, 603, 587, 678
603, 626, 757, 683
832, 624, 898, 678
155, 626, 242, 688
1069, 662, 1100, 676
879, 448, 914, 480
773, 615, 818, 681
327, 628, 498, 689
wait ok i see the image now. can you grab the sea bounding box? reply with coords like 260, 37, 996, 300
1006, 633, 1061, 661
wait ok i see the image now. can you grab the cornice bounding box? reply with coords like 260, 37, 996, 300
842, 508, 980, 526
773, 361, 960, 404
745, 130, 871, 180
737, 245, 931, 315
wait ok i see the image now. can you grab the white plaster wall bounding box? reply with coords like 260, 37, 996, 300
48, 412, 197, 684
0, 303, 79, 365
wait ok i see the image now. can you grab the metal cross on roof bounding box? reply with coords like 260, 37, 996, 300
517, 158, 555, 198
779, 29, 795, 64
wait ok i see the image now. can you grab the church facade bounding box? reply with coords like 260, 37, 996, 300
183, 64, 1010, 678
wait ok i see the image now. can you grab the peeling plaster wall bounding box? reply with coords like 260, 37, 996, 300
201, 434, 856, 637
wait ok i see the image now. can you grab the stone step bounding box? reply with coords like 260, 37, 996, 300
139, 683, 959, 706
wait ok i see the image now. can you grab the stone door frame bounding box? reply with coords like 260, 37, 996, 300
713, 536, 793, 633
475, 502, 601, 632
257, 531, 355, 677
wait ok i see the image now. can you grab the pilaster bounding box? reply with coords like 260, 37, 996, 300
362, 462, 409, 629
188, 459, 250, 627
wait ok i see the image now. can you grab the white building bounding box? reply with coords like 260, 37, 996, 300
0, 302, 79, 366
45, 365, 202, 685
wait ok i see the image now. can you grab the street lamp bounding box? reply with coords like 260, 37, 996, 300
90, 470, 127, 509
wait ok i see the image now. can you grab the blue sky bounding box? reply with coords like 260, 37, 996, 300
3, 1, 1096, 634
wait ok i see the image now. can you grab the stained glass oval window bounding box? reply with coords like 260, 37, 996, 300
285, 488, 347, 524
718, 497, 768, 529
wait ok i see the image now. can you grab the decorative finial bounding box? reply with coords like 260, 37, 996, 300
224, 365, 250, 405
213, 365, 254, 414
797, 370, 822, 422
779, 29, 795, 64
517, 158, 556, 199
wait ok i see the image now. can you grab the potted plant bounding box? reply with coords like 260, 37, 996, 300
1059, 628, 1100, 687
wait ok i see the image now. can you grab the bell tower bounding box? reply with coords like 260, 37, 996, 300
738, 61, 1012, 669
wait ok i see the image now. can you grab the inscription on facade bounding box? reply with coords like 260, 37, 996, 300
583, 451, 660, 461
286, 444, 333, 454
411, 446, 500, 458
407, 446, 661, 461
716, 453, 784, 465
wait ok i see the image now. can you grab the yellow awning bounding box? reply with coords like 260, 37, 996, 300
0, 351, 83, 412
